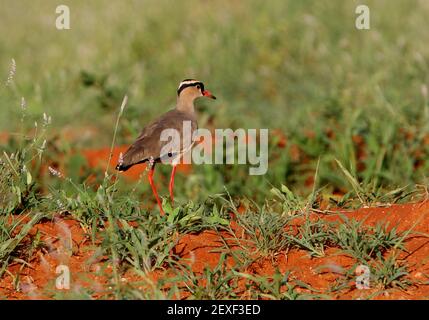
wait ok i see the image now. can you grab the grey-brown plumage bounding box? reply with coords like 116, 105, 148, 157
115, 79, 215, 172
116, 109, 197, 171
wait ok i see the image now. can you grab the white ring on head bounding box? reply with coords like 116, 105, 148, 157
178, 80, 199, 90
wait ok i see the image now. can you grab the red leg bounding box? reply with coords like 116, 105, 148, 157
148, 165, 164, 215
169, 165, 177, 203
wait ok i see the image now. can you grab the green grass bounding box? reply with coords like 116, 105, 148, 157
171, 253, 240, 300
0, 0, 428, 299
333, 218, 407, 261
236, 269, 331, 300
230, 207, 293, 259
2, 0, 429, 201
0, 211, 45, 277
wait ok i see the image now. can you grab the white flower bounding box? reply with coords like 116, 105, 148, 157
6, 58, 16, 86
120, 95, 128, 113
48, 166, 63, 178
43, 113, 52, 125
21, 97, 26, 110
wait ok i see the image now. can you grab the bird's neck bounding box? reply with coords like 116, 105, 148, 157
176, 97, 195, 114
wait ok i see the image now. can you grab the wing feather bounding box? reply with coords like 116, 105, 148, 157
116, 109, 196, 171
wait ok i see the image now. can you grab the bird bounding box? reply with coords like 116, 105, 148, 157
115, 79, 216, 215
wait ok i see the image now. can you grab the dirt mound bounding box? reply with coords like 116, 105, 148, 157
1, 201, 428, 299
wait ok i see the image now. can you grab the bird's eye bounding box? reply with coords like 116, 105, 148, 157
196, 85, 201, 90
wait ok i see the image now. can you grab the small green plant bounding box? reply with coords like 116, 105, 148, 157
0, 117, 48, 215
236, 269, 331, 300
110, 215, 178, 274
233, 207, 292, 258
332, 217, 406, 261
163, 197, 229, 232
286, 218, 334, 258
0, 212, 46, 276
269, 184, 305, 215
173, 253, 239, 299
0, 152, 36, 214
371, 253, 411, 290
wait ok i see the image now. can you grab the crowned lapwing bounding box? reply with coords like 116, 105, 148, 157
115, 79, 216, 215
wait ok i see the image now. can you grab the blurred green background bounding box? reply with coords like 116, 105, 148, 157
1, 0, 429, 204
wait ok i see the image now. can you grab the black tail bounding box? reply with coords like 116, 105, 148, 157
115, 163, 132, 172
115, 158, 151, 172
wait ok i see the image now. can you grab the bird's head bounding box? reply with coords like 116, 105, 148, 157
177, 79, 216, 103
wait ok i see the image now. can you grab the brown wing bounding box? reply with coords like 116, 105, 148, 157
116, 109, 196, 171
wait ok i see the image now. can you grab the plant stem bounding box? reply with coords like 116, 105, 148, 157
105, 95, 128, 177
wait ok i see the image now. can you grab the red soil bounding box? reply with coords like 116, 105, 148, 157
1, 201, 428, 300
1, 143, 428, 299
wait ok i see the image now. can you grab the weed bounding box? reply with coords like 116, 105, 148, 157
333, 217, 406, 261
371, 253, 411, 290
173, 253, 239, 299
233, 207, 292, 258
236, 269, 331, 300
286, 219, 334, 258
